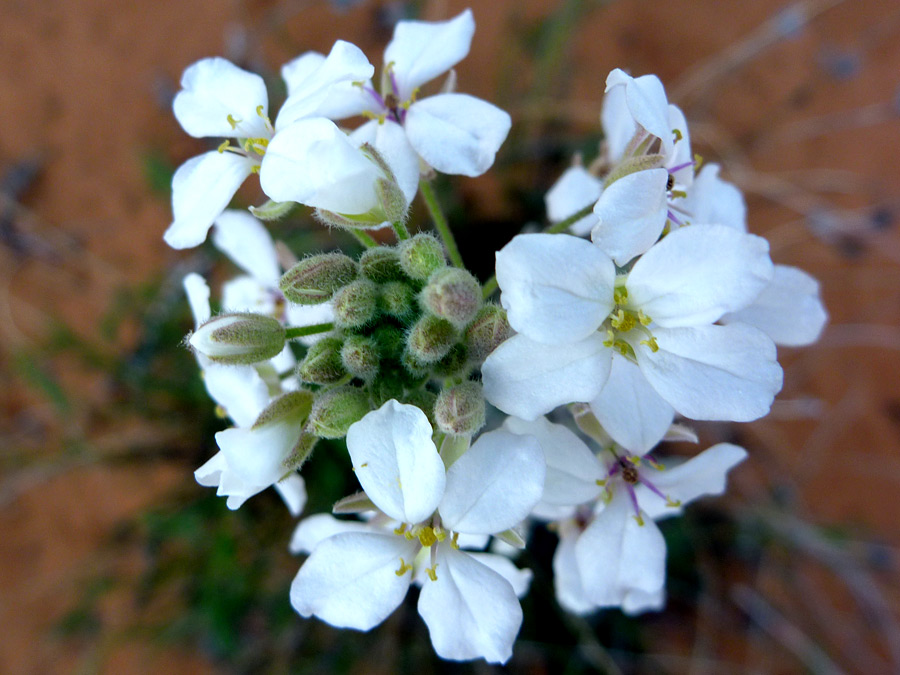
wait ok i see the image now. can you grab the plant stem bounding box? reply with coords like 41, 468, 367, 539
349, 229, 378, 248
419, 180, 464, 268
285, 322, 334, 340
545, 202, 595, 233
481, 276, 498, 299
392, 221, 411, 241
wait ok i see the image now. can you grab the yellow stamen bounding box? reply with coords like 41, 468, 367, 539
450, 532, 459, 550
395, 558, 413, 576
227, 114, 241, 130
426, 565, 439, 582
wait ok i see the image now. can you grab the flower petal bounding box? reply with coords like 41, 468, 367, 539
212, 210, 281, 288
346, 400, 445, 524
679, 163, 746, 231
384, 9, 475, 99
627, 224, 774, 326
418, 545, 522, 664
589, 354, 674, 454
635, 443, 747, 519
666, 105, 693, 184
165, 151, 254, 249
194, 450, 266, 510
215, 421, 302, 488
467, 553, 533, 599
277, 40, 374, 127
275, 473, 307, 516
291, 532, 416, 630
503, 416, 603, 506
496, 233, 615, 343
592, 168, 669, 265
636, 324, 783, 421
721, 264, 827, 346
183, 273, 211, 327
220, 275, 273, 315
605, 69, 673, 158
552, 524, 597, 615
439, 429, 544, 535
260, 118, 380, 214
482, 333, 612, 420
173, 57, 269, 139
202, 363, 271, 427
289, 513, 373, 555
546, 165, 603, 236
349, 119, 420, 206
575, 489, 667, 607
405, 93, 511, 176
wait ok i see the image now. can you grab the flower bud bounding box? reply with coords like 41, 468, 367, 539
361, 142, 409, 223
249, 198, 296, 222
420, 268, 482, 328
398, 233, 446, 281
189, 312, 285, 365
280, 253, 358, 305
380, 281, 416, 319
407, 315, 457, 363
464, 304, 511, 364
253, 389, 314, 429
434, 382, 485, 436
369, 374, 406, 409
308, 386, 371, 439
298, 337, 346, 384
371, 324, 406, 361
341, 335, 380, 381
360, 247, 405, 283
403, 388, 438, 427
282, 432, 319, 472
333, 278, 378, 329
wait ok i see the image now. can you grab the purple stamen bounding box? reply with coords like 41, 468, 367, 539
365, 86, 385, 109
637, 475, 668, 502
390, 70, 400, 98
667, 209, 684, 226
668, 159, 695, 174
626, 484, 641, 518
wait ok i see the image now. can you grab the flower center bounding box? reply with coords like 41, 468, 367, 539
359, 62, 420, 126
601, 284, 658, 359
216, 106, 274, 171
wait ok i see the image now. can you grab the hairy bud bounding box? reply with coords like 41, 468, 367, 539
280, 253, 358, 305
434, 382, 485, 436
308, 386, 371, 439
360, 247, 405, 283
398, 233, 446, 281
464, 304, 511, 363
189, 313, 285, 365
421, 268, 482, 327
407, 315, 457, 363
333, 278, 379, 329
380, 281, 417, 319
341, 335, 380, 381
298, 337, 346, 384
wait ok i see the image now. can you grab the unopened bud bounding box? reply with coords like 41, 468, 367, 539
308, 386, 371, 439
403, 389, 437, 427
249, 199, 295, 221
341, 335, 380, 381
280, 253, 358, 305
398, 233, 446, 281
360, 247, 405, 283
253, 389, 314, 430
434, 382, 485, 436
464, 304, 511, 363
380, 281, 416, 319
407, 315, 457, 363
369, 375, 406, 409
298, 337, 346, 384
371, 325, 406, 361
361, 142, 409, 223
333, 278, 378, 329
282, 432, 318, 472
189, 313, 285, 365
421, 268, 482, 327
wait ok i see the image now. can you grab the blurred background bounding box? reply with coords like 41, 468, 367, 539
2, 0, 899, 672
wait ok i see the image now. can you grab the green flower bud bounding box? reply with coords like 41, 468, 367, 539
360, 247, 405, 283
280, 253, 359, 305
369, 374, 407, 410
308, 386, 371, 439
282, 432, 319, 472
434, 382, 485, 436
431, 343, 469, 377
189, 312, 285, 365
398, 233, 446, 281
407, 314, 457, 364
371, 324, 406, 361
249, 198, 296, 221
298, 337, 346, 385
464, 304, 511, 364
333, 278, 379, 329
421, 268, 482, 328
361, 142, 410, 223
400, 349, 431, 379
380, 281, 417, 319
253, 389, 314, 429
341, 335, 380, 381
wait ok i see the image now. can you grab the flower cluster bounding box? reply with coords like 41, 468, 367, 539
166, 10, 826, 665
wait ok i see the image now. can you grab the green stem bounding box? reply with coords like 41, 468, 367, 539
391, 221, 410, 241
419, 180, 464, 268
545, 202, 595, 234
285, 322, 334, 340
481, 276, 498, 299
349, 229, 378, 248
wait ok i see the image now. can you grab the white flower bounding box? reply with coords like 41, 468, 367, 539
165, 43, 374, 249
290, 400, 544, 663
482, 226, 782, 436
545, 164, 602, 236
303, 9, 511, 179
